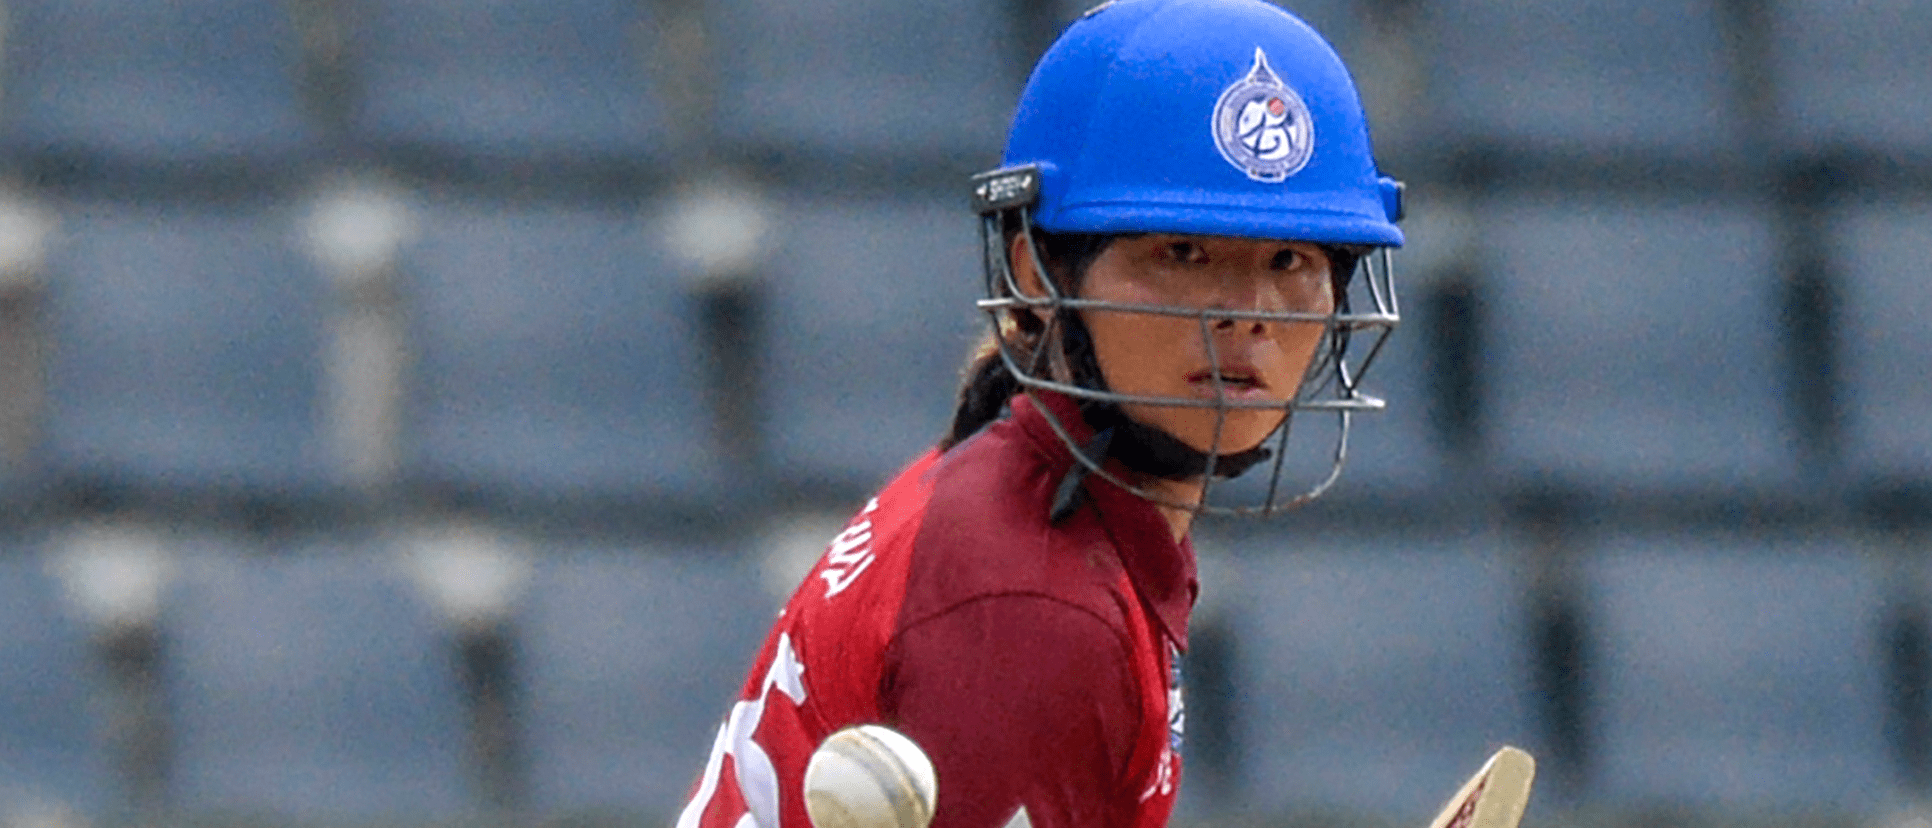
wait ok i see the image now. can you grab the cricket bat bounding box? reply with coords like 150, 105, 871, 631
1423, 746, 1537, 828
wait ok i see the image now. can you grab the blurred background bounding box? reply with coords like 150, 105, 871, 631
0, 0, 1926, 827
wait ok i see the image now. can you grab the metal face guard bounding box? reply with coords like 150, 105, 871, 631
971, 169, 1399, 517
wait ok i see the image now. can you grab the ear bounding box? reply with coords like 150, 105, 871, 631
1007, 232, 1053, 301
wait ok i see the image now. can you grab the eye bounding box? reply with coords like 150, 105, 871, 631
1269, 247, 1306, 270
1163, 241, 1207, 264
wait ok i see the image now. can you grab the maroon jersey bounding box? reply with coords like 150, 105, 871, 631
677, 390, 1193, 828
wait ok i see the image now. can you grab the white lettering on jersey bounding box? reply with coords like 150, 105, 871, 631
678, 632, 808, 828
1139, 747, 1178, 802
1140, 645, 1184, 803
819, 498, 880, 598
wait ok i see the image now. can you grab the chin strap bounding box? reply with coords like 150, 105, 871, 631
1095, 404, 1274, 481
1049, 425, 1116, 524
1047, 403, 1275, 524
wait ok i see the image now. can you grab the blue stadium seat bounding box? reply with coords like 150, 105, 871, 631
1049, 0, 1362, 46
1837, 201, 1932, 480
1583, 536, 1897, 808
1269, 0, 1363, 48
704, 0, 1021, 164
1771, 0, 1932, 158
0, 0, 315, 168
1326, 259, 1452, 502
0, 552, 106, 817
164, 547, 471, 820
1205, 530, 1537, 816
1425, 0, 1739, 156
1331, 200, 1524, 501
401, 202, 718, 502
350, 0, 669, 163
43, 201, 330, 495
756, 189, 983, 492
521, 545, 774, 816
1480, 196, 1797, 493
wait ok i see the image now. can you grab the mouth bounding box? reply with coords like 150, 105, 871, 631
1185, 366, 1271, 397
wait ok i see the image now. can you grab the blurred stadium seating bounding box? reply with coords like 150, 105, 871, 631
756, 188, 983, 494
0, 0, 1924, 826
42, 200, 331, 498
1837, 201, 1932, 482
705, 0, 1020, 167
1424, 0, 1740, 159
400, 200, 723, 506
164, 546, 473, 821
0, 553, 107, 817
1204, 528, 1538, 817
1771, 0, 1932, 160
0, 0, 317, 174
521, 544, 772, 817
1480, 195, 1798, 494
1584, 535, 1900, 808
349, 0, 672, 167
1308, 269, 1442, 502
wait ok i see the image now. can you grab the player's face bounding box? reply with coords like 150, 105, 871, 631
1078, 234, 1334, 455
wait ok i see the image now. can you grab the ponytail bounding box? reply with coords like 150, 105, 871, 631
942, 229, 1117, 449
943, 333, 1022, 449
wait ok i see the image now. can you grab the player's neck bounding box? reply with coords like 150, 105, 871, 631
1144, 478, 1203, 541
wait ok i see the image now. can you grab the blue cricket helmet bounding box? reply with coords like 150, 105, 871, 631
1000, 0, 1404, 247
966, 0, 1408, 516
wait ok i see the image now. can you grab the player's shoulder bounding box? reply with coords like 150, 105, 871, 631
800, 449, 947, 604
900, 419, 1131, 624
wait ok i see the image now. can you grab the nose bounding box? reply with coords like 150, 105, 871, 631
1212, 314, 1267, 335
1209, 271, 1282, 334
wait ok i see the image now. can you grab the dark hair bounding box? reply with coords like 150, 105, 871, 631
944, 229, 1114, 448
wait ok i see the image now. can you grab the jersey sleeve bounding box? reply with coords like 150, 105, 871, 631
880, 594, 1144, 828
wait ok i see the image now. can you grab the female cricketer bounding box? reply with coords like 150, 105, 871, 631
677, 0, 1406, 826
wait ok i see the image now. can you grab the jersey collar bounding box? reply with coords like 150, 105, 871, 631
1010, 390, 1199, 651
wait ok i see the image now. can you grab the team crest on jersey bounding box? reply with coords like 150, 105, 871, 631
1211, 48, 1314, 182
1141, 643, 1186, 803
1167, 643, 1185, 753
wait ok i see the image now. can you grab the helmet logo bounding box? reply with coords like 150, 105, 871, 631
1212, 48, 1314, 183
